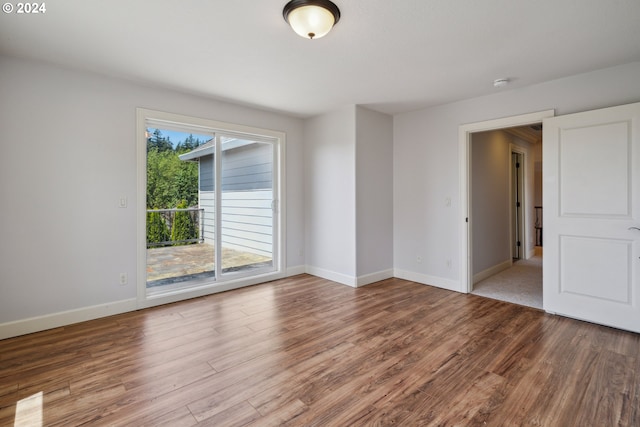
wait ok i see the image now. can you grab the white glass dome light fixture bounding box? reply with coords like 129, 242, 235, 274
283, 0, 341, 40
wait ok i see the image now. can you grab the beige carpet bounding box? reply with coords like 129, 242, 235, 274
472, 256, 542, 309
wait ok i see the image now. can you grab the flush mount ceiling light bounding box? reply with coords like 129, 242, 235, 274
283, 0, 341, 40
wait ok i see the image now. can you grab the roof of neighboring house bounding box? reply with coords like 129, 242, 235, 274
178, 138, 257, 162
179, 141, 214, 161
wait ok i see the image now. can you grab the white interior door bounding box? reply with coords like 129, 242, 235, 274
543, 102, 640, 332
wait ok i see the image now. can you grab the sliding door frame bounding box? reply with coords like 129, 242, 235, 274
136, 108, 286, 309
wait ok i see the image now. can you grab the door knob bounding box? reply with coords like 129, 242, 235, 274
629, 227, 640, 231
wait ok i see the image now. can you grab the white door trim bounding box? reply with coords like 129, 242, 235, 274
459, 110, 554, 293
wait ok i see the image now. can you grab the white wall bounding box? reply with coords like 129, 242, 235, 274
534, 142, 543, 207
470, 130, 535, 279
471, 131, 511, 275
303, 105, 394, 286
394, 61, 640, 291
355, 106, 394, 279
534, 142, 543, 247
521, 139, 536, 258
0, 55, 305, 329
304, 106, 357, 282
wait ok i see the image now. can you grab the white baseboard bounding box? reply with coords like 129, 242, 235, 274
286, 265, 306, 276
0, 298, 137, 341
473, 259, 512, 284
393, 269, 462, 293
304, 266, 393, 288
1, 265, 321, 340
356, 269, 394, 287
0, 265, 432, 340
305, 265, 357, 287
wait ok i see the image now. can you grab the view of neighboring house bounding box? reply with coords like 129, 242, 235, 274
178, 138, 274, 259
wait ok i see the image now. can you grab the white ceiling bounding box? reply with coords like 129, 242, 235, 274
1, 0, 639, 117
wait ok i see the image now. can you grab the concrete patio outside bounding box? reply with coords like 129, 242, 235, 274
146, 243, 272, 286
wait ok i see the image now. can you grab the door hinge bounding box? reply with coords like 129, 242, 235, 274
517, 241, 521, 247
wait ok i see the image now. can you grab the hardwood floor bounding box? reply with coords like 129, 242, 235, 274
1, 274, 638, 426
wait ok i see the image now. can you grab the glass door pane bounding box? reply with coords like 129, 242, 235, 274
219, 135, 275, 276
145, 127, 216, 295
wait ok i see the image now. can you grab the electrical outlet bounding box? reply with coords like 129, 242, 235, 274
119, 273, 128, 285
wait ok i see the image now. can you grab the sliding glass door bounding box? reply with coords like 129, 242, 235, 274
145, 126, 215, 295
138, 109, 282, 302
218, 135, 276, 277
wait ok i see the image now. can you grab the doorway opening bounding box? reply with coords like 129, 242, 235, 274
459, 110, 553, 309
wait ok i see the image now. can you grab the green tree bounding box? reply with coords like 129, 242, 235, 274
146, 211, 170, 247
176, 134, 204, 151
146, 134, 199, 209
171, 200, 198, 245
174, 160, 199, 207
147, 148, 179, 209
147, 128, 173, 152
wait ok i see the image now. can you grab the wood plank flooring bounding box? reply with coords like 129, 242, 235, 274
1, 274, 639, 426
